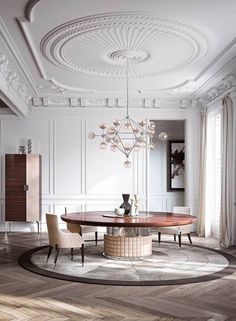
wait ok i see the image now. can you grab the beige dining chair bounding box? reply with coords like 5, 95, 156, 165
153, 206, 193, 247
64, 207, 98, 245
46, 213, 84, 268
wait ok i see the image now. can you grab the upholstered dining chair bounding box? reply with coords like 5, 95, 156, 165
46, 213, 84, 268
64, 207, 98, 245
153, 206, 193, 247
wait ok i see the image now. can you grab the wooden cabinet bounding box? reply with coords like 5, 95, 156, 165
5, 154, 41, 232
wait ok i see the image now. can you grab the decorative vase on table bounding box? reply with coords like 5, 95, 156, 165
120, 194, 131, 215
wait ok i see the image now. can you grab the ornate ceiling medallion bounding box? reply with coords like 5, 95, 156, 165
107, 49, 150, 64
41, 13, 209, 78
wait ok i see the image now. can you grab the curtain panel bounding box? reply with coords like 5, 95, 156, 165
220, 95, 234, 247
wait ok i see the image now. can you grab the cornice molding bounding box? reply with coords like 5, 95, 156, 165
27, 106, 189, 119
31, 96, 195, 109
198, 72, 236, 105
0, 52, 31, 106
0, 17, 38, 94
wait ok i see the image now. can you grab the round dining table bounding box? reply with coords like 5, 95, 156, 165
61, 211, 197, 260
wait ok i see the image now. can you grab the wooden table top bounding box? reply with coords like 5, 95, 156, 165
61, 211, 197, 228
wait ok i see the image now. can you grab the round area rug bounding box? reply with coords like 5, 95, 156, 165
18, 242, 236, 286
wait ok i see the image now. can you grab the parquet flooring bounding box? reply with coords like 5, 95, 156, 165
0, 232, 236, 321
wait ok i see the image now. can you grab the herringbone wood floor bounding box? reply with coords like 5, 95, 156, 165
0, 232, 236, 321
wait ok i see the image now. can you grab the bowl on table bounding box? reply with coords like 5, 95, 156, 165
114, 208, 125, 216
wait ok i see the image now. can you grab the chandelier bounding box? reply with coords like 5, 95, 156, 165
88, 56, 168, 168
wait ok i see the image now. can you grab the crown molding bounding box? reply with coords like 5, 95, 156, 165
27, 106, 189, 120
0, 17, 38, 95
0, 52, 31, 116
31, 96, 196, 109
198, 72, 236, 106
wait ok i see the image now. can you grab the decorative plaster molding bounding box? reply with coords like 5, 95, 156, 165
0, 52, 31, 104
41, 13, 209, 78
198, 71, 236, 105
30, 95, 196, 109
24, 0, 41, 23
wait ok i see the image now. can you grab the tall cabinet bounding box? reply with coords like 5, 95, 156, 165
5, 154, 41, 233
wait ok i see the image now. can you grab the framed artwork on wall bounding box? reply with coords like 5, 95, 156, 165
167, 140, 185, 191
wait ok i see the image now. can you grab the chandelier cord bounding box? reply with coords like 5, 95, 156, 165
126, 57, 129, 118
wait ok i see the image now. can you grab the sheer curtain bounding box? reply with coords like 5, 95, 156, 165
220, 95, 234, 247
197, 108, 207, 236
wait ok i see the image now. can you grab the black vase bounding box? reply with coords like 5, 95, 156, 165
120, 194, 131, 215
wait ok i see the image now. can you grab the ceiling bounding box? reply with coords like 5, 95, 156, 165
0, 0, 236, 112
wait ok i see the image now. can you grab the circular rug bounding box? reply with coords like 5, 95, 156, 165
18, 242, 236, 286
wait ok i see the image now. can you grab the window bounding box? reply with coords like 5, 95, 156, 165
205, 110, 222, 239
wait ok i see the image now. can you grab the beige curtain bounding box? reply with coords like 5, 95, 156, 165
197, 108, 207, 236
220, 95, 234, 247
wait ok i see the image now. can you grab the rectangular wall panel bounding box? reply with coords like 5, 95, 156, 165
54, 120, 82, 195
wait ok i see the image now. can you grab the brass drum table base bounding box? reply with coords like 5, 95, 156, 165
104, 227, 152, 259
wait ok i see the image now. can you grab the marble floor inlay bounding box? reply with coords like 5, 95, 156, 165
19, 241, 236, 286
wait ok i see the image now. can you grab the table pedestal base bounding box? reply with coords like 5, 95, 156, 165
104, 234, 152, 259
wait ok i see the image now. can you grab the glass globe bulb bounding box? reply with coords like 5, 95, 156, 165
149, 121, 156, 129
140, 141, 146, 148
100, 142, 107, 150
100, 123, 107, 130
111, 144, 117, 152
138, 120, 146, 127
134, 143, 141, 151
87, 132, 95, 140
113, 120, 120, 127
159, 132, 168, 141
124, 159, 132, 168
107, 127, 116, 135
124, 122, 131, 130
148, 142, 155, 150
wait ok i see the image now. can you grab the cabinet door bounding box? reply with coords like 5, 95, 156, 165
5, 155, 26, 221
26, 155, 41, 221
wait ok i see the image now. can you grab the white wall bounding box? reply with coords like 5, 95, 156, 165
0, 107, 200, 231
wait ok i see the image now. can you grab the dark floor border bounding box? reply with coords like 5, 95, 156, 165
18, 242, 236, 286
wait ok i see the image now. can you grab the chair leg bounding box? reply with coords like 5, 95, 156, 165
174, 234, 176, 242
71, 248, 74, 260
54, 245, 60, 268
81, 243, 84, 266
178, 233, 182, 247
158, 232, 161, 243
187, 233, 192, 245
95, 231, 98, 246
46, 245, 53, 263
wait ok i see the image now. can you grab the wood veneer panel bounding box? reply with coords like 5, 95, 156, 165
61, 211, 197, 228
5, 154, 26, 221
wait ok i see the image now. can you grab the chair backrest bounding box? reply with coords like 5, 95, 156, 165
173, 206, 191, 215
46, 213, 60, 246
